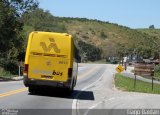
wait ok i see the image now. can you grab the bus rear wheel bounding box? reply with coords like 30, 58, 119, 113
28, 86, 36, 94
66, 83, 74, 95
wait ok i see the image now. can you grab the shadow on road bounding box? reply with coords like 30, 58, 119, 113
28, 88, 94, 101
71, 90, 94, 100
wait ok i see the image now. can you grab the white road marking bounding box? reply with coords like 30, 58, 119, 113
78, 67, 88, 72
72, 67, 107, 115
83, 97, 115, 115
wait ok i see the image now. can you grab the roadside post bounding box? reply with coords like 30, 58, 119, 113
19, 65, 20, 77
123, 57, 127, 71
134, 63, 155, 90
18, 61, 23, 77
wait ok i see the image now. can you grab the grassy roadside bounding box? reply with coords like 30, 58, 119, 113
115, 74, 160, 94
0, 67, 17, 80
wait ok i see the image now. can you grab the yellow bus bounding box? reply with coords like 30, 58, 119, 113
23, 31, 78, 93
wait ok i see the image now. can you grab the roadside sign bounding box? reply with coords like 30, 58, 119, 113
116, 65, 124, 73
134, 63, 155, 90
134, 63, 155, 76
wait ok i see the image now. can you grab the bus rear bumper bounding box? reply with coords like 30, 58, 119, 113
23, 77, 71, 89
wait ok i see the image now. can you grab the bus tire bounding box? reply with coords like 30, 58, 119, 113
28, 86, 36, 94
66, 83, 74, 95
74, 76, 77, 86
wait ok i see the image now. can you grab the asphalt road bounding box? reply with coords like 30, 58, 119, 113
77, 64, 160, 115
1, 64, 160, 115
0, 64, 106, 115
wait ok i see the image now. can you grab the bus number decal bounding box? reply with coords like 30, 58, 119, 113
59, 61, 68, 64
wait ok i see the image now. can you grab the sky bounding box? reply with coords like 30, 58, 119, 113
37, 0, 160, 29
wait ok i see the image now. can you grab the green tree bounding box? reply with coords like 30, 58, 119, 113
22, 8, 67, 33
78, 40, 101, 62
149, 25, 155, 29
0, 0, 38, 74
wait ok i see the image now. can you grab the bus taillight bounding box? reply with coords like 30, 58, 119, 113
24, 64, 28, 77
68, 68, 73, 78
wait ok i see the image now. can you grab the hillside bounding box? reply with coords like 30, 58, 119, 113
1, 1, 160, 75
1, 6, 160, 75
22, 8, 159, 62
137, 29, 160, 39
58, 18, 159, 59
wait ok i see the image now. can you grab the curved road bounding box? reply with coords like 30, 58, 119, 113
0, 64, 106, 115
0, 64, 160, 115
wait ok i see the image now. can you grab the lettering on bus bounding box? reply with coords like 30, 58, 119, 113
52, 70, 63, 76
32, 69, 63, 76
40, 38, 61, 53
33, 70, 53, 75
41, 75, 53, 79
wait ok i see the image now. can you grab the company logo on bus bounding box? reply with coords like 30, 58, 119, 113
40, 38, 61, 53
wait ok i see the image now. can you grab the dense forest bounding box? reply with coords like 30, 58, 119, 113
0, 0, 160, 75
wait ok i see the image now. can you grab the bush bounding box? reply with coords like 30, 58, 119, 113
155, 65, 160, 73
78, 40, 102, 61
100, 31, 107, 39
155, 65, 160, 78
3, 60, 18, 75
